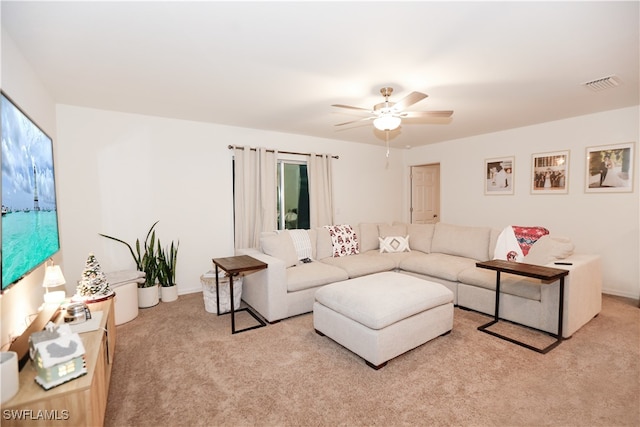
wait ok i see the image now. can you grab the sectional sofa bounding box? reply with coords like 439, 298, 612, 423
236, 222, 602, 338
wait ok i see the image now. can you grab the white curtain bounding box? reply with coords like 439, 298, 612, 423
233, 147, 277, 249
308, 153, 334, 227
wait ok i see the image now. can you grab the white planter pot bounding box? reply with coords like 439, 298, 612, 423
138, 284, 159, 308
160, 285, 178, 303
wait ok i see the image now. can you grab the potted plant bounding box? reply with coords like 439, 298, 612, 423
157, 239, 179, 303
99, 221, 160, 308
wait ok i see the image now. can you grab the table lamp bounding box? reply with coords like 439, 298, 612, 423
42, 262, 67, 304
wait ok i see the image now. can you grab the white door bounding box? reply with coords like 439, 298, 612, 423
411, 164, 440, 224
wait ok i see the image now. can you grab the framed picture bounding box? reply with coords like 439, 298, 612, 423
531, 150, 569, 194
485, 156, 514, 195
586, 142, 635, 193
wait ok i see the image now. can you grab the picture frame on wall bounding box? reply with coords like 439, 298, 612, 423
485, 156, 514, 195
531, 150, 569, 194
585, 142, 635, 193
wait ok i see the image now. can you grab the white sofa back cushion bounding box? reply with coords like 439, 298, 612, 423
316, 227, 333, 260
407, 223, 435, 253
359, 223, 383, 252
431, 223, 492, 261
523, 235, 575, 265
260, 232, 299, 267
379, 223, 407, 237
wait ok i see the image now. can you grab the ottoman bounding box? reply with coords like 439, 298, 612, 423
314, 271, 454, 369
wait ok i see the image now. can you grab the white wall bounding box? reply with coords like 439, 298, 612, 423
402, 106, 639, 299
0, 29, 61, 346
55, 105, 404, 295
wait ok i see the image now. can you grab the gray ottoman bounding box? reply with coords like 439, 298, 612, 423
314, 271, 454, 369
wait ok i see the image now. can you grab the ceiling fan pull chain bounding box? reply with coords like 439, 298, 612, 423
386, 130, 390, 158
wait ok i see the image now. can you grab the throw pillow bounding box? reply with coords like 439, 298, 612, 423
324, 224, 359, 257
379, 235, 411, 253
260, 232, 299, 267
287, 229, 313, 260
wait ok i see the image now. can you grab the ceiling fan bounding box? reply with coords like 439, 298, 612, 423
332, 87, 453, 131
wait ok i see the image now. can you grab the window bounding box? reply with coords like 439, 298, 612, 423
277, 160, 310, 230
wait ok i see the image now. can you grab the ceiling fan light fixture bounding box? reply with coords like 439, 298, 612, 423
373, 114, 401, 131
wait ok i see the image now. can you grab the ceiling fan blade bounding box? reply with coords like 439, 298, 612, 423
392, 91, 428, 111
334, 117, 374, 126
401, 110, 454, 118
331, 104, 371, 112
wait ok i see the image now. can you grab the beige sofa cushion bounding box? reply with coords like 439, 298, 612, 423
286, 262, 349, 292
407, 223, 435, 253
400, 252, 477, 282
359, 223, 384, 252
431, 223, 492, 261
457, 267, 542, 301
321, 253, 396, 278
523, 235, 575, 265
315, 227, 333, 260
260, 232, 299, 267
363, 250, 413, 269
379, 223, 407, 237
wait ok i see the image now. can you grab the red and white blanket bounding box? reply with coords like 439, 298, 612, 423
493, 225, 549, 262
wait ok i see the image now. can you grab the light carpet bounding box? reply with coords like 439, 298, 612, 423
105, 293, 639, 426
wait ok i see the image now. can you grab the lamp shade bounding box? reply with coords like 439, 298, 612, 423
373, 114, 401, 131
42, 265, 66, 288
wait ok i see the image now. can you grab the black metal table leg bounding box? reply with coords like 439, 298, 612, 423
477, 270, 565, 354
214, 270, 266, 334
212, 255, 269, 334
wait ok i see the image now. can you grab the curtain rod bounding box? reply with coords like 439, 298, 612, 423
228, 145, 339, 159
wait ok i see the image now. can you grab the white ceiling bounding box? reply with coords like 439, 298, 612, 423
2, 1, 638, 148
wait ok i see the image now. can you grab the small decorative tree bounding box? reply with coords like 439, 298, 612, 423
77, 253, 111, 297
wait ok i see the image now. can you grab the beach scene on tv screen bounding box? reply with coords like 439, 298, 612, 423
2, 94, 60, 288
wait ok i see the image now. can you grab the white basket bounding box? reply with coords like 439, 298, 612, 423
201, 273, 242, 314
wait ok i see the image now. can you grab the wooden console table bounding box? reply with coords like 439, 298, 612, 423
1, 299, 116, 426
212, 255, 268, 334
476, 260, 569, 354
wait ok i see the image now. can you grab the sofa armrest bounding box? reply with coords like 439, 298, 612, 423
540, 254, 602, 337
235, 248, 289, 322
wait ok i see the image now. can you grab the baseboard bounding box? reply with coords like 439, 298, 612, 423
602, 289, 639, 300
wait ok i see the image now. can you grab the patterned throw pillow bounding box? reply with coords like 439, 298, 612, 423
379, 235, 411, 253
324, 225, 359, 257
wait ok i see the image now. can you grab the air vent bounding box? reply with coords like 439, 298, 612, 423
583, 75, 621, 91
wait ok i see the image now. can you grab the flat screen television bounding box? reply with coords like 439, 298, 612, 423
1, 92, 60, 292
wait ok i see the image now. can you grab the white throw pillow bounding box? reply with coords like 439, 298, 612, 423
379, 235, 411, 253
287, 229, 313, 260
324, 224, 359, 257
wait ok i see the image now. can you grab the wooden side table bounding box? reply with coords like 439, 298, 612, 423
476, 259, 569, 354
211, 255, 268, 334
